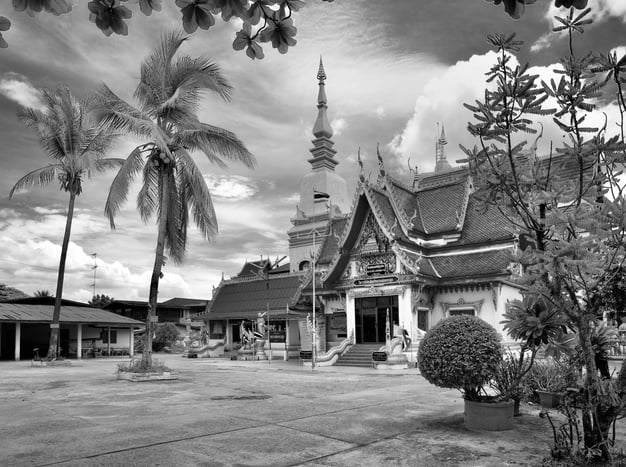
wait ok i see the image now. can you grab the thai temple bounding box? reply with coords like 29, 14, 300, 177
198, 59, 523, 366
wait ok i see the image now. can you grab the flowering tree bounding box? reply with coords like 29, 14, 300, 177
463, 7, 626, 462
0, 0, 334, 59
0, 1, 590, 56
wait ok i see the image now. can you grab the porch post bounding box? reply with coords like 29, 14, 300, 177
284, 319, 289, 361
77, 324, 82, 359
107, 326, 111, 356
129, 325, 134, 357
14, 322, 21, 361
346, 291, 356, 344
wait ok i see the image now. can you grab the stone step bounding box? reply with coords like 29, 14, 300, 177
334, 344, 382, 367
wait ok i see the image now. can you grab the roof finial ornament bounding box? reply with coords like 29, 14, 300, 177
317, 55, 326, 82
376, 143, 387, 186
357, 147, 365, 182
312, 55, 332, 138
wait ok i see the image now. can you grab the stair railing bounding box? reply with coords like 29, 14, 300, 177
311, 330, 354, 367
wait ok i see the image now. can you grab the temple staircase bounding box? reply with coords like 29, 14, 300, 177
334, 343, 380, 368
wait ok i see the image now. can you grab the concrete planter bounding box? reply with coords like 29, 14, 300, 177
536, 390, 562, 410
117, 371, 179, 382
464, 398, 514, 431
31, 360, 72, 367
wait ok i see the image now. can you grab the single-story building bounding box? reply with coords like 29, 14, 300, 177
0, 302, 143, 361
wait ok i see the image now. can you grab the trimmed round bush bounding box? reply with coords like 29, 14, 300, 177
418, 315, 503, 400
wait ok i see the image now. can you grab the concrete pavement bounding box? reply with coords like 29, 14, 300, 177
0, 354, 623, 466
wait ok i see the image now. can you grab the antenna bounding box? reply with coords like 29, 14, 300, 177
90, 253, 97, 298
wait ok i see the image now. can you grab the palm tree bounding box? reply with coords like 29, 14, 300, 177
98, 31, 255, 369
34, 290, 52, 297
10, 87, 122, 360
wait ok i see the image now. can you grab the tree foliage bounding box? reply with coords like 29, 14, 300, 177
0, 284, 29, 301
89, 294, 114, 308
152, 322, 179, 351
98, 30, 255, 369
33, 289, 52, 297
417, 315, 503, 401
463, 7, 626, 461
10, 87, 122, 360
0, 0, 334, 58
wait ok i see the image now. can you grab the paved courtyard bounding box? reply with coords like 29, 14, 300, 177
1, 354, 624, 466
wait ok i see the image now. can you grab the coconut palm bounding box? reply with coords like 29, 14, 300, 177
10, 87, 123, 360
98, 31, 255, 369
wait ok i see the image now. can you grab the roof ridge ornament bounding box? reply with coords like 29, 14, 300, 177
376, 143, 386, 186
357, 147, 365, 182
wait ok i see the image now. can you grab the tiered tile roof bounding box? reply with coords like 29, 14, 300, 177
319, 165, 516, 287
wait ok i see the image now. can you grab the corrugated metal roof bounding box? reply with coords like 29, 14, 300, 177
0, 304, 143, 325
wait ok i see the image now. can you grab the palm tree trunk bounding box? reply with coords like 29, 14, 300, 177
142, 169, 170, 369
46, 192, 76, 360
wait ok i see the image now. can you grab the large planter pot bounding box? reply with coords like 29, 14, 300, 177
536, 390, 562, 410
464, 398, 514, 431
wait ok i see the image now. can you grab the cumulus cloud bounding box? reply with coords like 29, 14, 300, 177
0, 73, 44, 109
331, 117, 347, 136
0, 235, 193, 302
390, 51, 501, 171
204, 175, 258, 200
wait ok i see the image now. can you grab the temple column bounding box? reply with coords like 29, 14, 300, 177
14, 322, 21, 361
129, 325, 134, 357
77, 324, 82, 359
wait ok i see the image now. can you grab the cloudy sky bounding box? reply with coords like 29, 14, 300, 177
0, 0, 625, 302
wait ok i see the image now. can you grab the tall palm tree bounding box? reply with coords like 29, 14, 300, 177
98, 31, 255, 369
10, 87, 123, 360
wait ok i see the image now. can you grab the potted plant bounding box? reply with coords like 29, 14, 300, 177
418, 315, 513, 431
526, 357, 577, 410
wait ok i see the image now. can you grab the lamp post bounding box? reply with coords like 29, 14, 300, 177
309, 190, 331, 370
311, 228, 318, 370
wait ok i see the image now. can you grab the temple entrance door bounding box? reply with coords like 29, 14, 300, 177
361, 310, 377, 342
355, 295, 398, 344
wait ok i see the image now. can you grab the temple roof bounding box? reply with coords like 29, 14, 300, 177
319, 166, 516, 286
205, 274, 306, 320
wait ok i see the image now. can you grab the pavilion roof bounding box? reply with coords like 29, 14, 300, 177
0, 304, 142, 326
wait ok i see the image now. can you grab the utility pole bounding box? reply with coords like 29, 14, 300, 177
90, 253, 97, 298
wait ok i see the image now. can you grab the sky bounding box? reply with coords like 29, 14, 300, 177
0, 0, 625, 303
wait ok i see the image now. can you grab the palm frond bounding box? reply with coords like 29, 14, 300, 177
135, 30, 188, 113
95, 158, 125, 172
174, 122, 255, 169
137, 159, 161, 223
158, 56, 232, 117
163, 167, 186, 264
176, 149, 218, 240
105, 146, 147, 228
9, 164, 60, 198
95, 84, 155, 139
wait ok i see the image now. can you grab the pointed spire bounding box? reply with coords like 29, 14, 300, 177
312, 56, 333, 139
435, 122, 451, 173
438, 123, 448, 146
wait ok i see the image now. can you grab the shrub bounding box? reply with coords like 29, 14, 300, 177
418, 315, 503, 401
519, 357, 578, 405
153, 322, 179, 352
